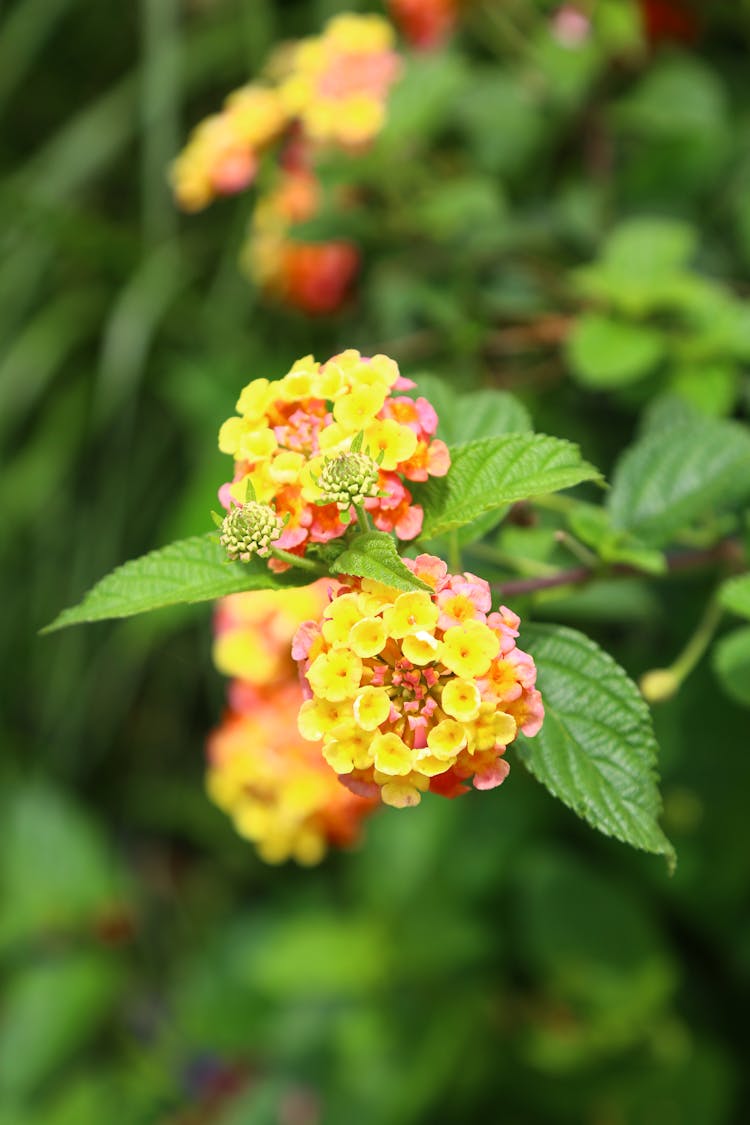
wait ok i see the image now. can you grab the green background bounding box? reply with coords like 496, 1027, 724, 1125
2, 0, 750, 1121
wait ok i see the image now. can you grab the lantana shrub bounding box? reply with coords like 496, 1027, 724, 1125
47, 345, 683, 871
43, 5, 750, 875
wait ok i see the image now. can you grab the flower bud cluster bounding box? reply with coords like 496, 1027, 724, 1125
219, 502, 284, 561
218, 350, 450, 566
317, 451, 381, 510
293, 555, 544, 809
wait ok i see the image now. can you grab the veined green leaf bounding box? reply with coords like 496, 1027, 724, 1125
516, 624, 675, 867
331, 531, 431, 592
608, 417, 750, 545
419, 434, 602, 540
42, 535, 300, 632
717, 574, 750, 620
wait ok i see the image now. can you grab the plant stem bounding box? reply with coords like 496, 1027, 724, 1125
356, 506, 372, 534
269, 548, 324, 574
670, 597, 724, 685
491, 539, 743, 599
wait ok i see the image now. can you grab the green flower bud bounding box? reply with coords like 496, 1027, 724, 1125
220, 502, 284, 561
318, 451, 380, 511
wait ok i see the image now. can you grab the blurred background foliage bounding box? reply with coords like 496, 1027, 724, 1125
2, 0, 750, 1121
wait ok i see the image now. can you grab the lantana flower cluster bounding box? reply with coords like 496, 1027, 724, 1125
241, 163, 360, 315
277, 14, 401, 148
172, 14, 399, 313
387, 0, 460, 50
207, 585, 375, 864
218, 350, 450, 563
293, 555, 544, 809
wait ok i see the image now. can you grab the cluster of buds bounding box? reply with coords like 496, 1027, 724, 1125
316, 450, 381, 511
293, 555, 544, 809
218, 349, 449, 565
219, 501, 284, 561
207, 583, 375, 864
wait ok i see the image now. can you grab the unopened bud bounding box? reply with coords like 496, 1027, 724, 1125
639, 668, 679, 704
220, 502, 284, 561
318, 451, 380, 511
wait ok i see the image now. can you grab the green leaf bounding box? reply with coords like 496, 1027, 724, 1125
668, 362, 739, 418
410, 375, 531, 444
717, 574, 750, 620
608, 417, 750, 545
0, 783, 126, 954
42, 534, 300, 632
567, 502, 667, 575
0, 952, 122, 1098
516, 624, 675, 867
712, 626, 750, 707
331, 531, 431, 592
419, 434, 602, 540
566, 313, 665, 388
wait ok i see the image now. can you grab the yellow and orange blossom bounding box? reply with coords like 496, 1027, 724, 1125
294, 555, 544, 808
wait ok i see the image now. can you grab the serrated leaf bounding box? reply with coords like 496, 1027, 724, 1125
516, 624, 675, 866
419, 434, 602, 540
608, 417, 750, 545
409, 375, 531, 444
42, 534, 301, 632
717, 574, 750, 620
331, 531, 431, 592
712, 626, 750, 707
566, 312, 665, 388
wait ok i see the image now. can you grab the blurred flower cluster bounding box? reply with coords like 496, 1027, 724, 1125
172, 13, 402, 313
207, 585, 376, 864
217, 349, 450, 566
294, 555, 543, 809
387, 0, 459, 49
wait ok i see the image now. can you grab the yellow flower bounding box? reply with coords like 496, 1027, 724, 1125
401, 631, 441, 665
322, 593, 364, 645
333, 384, 388, 431
371, 732, 414, 775
353, 686, 391, 731
307, 649, 363, 702
364, 418, 418, 471
236, 378, 273, 419
440, 622, 500, 678
426, 719, 467, 759
350, 616, 388, 658
298, 698, 354, 741
383, 592, 439, 639
441, 679, 482, 722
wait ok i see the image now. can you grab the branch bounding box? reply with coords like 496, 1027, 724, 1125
492, 539, 743, 599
